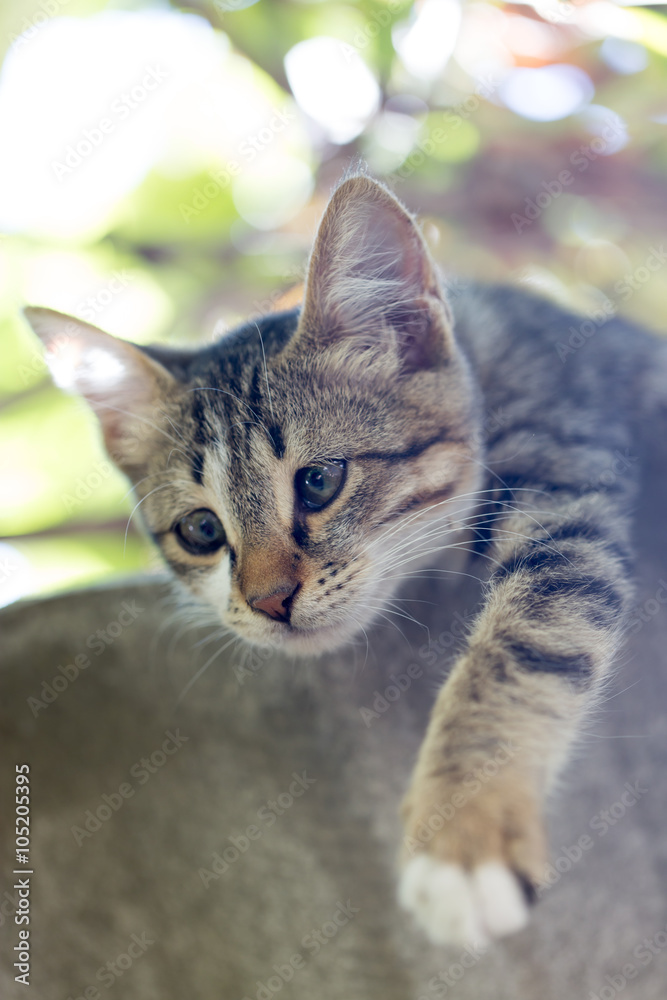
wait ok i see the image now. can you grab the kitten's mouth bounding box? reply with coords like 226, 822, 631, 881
237, 614, 356, 656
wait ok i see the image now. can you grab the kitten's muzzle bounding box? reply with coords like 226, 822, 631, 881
248, 582, 300, 623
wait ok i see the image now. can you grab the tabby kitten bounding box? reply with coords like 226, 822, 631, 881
25, 171, 660, 948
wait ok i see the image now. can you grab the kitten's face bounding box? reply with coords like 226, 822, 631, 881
27, 174, 481, 656
132, 326, 480, 654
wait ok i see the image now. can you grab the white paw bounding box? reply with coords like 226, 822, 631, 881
398, 856, 529, 947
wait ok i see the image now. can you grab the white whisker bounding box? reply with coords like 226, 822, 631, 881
123, 479, 194, 551
175, 633, 240, 706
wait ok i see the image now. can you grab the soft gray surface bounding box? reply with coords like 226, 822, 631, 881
1, 436, 666, 999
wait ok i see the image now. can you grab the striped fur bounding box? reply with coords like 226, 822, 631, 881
25, 172, 666, 946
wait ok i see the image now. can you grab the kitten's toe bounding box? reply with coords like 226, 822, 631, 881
399, 856, 528, 947
399, 856, 488, 947
470, 862, 529, 938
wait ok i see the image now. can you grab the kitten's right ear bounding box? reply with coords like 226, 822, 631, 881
293, 173, 454, 377
23, 307, 181, 470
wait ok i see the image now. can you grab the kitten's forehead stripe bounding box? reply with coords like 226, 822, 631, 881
191, 393, 216, 447
267, 423, 285, 460
242, 422, 253, 463
249, 366, 261, 405
227, 353, 243, 382
191, 451, 205, 485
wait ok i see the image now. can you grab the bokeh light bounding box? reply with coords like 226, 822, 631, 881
499, 65, 595, 122
284, 36, 381, 143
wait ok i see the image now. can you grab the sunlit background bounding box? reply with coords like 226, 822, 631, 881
1, 0, 666, 606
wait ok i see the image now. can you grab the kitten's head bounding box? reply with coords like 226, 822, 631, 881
26, 174, 482, 655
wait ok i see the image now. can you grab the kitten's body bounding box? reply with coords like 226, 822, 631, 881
1, 462, 667, 998
18, 173, 667, 958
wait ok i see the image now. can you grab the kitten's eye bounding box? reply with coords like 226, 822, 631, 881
295, 461, 346, 510
174, 508, 226, 555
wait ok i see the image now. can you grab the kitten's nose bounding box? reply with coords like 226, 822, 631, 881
249, 583, 298, 623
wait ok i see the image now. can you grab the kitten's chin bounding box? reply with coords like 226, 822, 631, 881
229, 619, 361, 658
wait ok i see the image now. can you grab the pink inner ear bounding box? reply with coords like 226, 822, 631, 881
339, 200, 426, 301
46, 329, 164, 451
355, 202, 426, 289
333, 198, 444, 370
48, 336, 139, 403
25, 306, 179, 468
323, 200, 431, 334
390, 298, 443, 373
296, 176, 452, 372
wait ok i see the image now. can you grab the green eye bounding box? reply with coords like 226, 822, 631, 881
174, 508, 226, 555
295, 461, 346, 510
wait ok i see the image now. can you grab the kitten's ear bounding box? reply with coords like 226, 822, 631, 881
297, 174, 453, 374
23, 307, 180, 470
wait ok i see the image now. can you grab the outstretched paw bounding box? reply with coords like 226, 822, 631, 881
399, 855, 530, 947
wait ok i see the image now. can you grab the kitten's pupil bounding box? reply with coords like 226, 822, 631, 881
175, 508, 226, 555
295, 461, 346, 510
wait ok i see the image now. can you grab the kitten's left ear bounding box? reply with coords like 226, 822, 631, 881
296, 173, 454, 374
23, 307, 183, 470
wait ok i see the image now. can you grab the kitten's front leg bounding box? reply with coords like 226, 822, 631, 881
399, 490, 635, 946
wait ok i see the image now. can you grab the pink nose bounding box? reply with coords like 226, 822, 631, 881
249, 584, 298, 622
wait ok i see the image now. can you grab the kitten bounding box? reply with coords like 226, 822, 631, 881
24, 170, 665, 948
